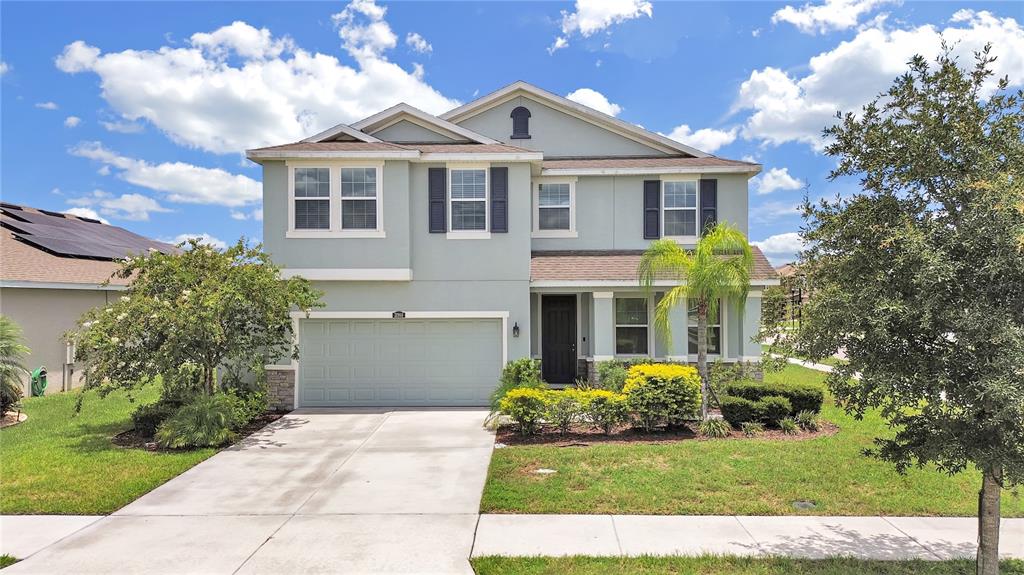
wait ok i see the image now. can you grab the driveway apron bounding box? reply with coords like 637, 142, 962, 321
5, 409, 494, 575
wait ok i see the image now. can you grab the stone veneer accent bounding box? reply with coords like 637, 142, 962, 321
266, 367, 295, 412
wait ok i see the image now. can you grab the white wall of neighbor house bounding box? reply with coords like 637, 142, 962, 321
0, 287, 115, 394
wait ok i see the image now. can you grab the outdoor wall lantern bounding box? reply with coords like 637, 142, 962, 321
513, 322, 520, 338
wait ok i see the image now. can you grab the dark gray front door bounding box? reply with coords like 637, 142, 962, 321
541, 295, 577, 384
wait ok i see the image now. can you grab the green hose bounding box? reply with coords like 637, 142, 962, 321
30, 367, 47, 397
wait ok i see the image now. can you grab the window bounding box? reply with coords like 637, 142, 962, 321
341, 167, 377, 230
615, 297, 649, 355
687, 299, 722, 355
538, 183, 571, 230
510, 106, 531, 139
294, 167, 330, 230
663, 180, 698, 238
450, 168, 487, 231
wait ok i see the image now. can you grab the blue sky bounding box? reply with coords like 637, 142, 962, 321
2, 0, 1022, 264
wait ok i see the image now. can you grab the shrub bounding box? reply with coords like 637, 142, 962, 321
581, 390, 629, 434
595, 360, 629, 392
131, 399, 183, 438
741, 421, 765, 437
155, 394, 239, 449
225, 387, 268, 429
623, 364, 702, 430
723, 380, 823, 414
499, 388, 548, 435
490, 358, 545, 412
699, 418, 731, 438
758, 395, 793, 426
779, 417, 799, 434
719, 395, 758, 428
1, 378, 23, 415
544, 389, 584, 434
796, 410, 821, 432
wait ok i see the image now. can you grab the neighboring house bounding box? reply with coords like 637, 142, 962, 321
247, 81, 778, 409
0, 203, 174, 394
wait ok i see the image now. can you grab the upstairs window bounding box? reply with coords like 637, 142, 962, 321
663, 180, 698, 238
294, 168, 330, 230
687, 299, 722, 355
537, 183, 571, 230
510, 106, 531, 139
450, 168, 488, 231
341, 167, 378, 230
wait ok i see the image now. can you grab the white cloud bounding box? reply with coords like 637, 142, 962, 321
101, 120, 145, 134
405, 32, 432, 54
64, 116, 82, 128
551, 0, 653, 53
230, 210, 248, 220
68, 190, 171, 221
771, 0, 894, 35
565, 88, 622, 116
252, 207, 263, 221
170, 233, 227, 250
70, 141, 261, 207
35, 101, 58, 110
0, 61, 9, 75
751, 200, 802, 224
54, 3, 458, 154
737, 10, 1024, 150
754, 167, 804, 195
752, 232, 805, 265
63, 207, 110, 225
663, 124, 738, 153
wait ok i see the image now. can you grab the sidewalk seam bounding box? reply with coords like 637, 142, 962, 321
733, 516, 766, 557
881, 516, 944, 560
609, 515, 624, 555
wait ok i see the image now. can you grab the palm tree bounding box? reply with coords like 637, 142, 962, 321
0, 315, 30, 413
638, 223, 753, 420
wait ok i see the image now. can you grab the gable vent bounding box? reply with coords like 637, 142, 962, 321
510, 106, 531, 139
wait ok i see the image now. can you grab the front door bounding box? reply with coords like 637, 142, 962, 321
541, 295, 577, 384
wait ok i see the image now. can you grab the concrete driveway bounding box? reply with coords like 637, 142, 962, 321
5, 409, 494, 575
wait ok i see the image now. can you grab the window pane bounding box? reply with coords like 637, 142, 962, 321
452, 200, 486, 230
538, 184, 570, 206
341, 168, 377, 198
664, 181, 696, 208
342, 199, 377, 229
687, 300, 721, 325
688, 326, 721, 355
451, 169, 486, 199
615, 298, 647, 325
295, 168, 329, 198
295, 199, 330, 229
538, 207, 570, 230
665, 210, 696, 236
616, 327, 648, 355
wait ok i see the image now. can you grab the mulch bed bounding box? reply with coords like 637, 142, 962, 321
1, 411, 27, 429
496, 420, 839, 447
112, 411, 285, 451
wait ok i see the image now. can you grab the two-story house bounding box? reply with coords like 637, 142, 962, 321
246, 82, 778, 410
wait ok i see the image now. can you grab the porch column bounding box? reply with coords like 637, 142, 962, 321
592, 291, 615, 360
667, 298, 689, 360
740, 292, 763, 361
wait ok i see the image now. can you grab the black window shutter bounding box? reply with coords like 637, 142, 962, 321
428, 167, 446, 233
643, 180, 660, 239
490, 167, 508, 233
699, 179, 718, 235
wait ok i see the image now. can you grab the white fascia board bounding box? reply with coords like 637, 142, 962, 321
351, 103, 499, 145
302, 123, 383, 144
417, 152, 543, 162
439, 81, 709, 158
0, 280, 127, 291
246, 150, 420, 160
541, 165, 762, 177
281, 268, 413, 281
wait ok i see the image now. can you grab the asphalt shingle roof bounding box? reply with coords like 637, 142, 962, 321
530, 247, 778, 282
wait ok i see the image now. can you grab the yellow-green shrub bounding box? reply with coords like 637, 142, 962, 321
622, 363, 702, 431
499, 388, 547, 435
544, 389, 585, 434
580, 389, 629, 434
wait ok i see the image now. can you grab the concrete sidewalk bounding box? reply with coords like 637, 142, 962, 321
472, 515, 1024, 560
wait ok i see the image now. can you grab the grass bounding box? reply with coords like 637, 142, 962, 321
471, 556, 1024, 575
481, 365, 1024, 516
0, 555, 16, 569
0, 386, 215, 515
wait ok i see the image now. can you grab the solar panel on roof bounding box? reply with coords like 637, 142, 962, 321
1, 206, 174, 260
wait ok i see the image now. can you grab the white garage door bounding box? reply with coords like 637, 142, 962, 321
298, 318, 502, 407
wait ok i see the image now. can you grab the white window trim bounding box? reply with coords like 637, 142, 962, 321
685, 297, 727, 360
614, 295, 653, 357
446, 163, 490, 239
532, 177, 578, 238
660, 175, 699, 243
286, 161, 386, 239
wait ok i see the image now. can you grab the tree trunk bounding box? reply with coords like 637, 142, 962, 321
696, 299, 709, 420
977, 466, 1002, 575
203, 365, 215, 396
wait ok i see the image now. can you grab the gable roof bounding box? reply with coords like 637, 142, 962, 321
349, 103, 499, 145
439, 81, 711, 159
301, 123, 383, 144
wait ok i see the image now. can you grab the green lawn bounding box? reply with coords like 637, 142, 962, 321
0, 555, 17, 570
0, 387, 215, 515
482, 365, 1024, 516
471, 556, 1024, 575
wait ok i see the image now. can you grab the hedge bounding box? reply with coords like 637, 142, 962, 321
723, 380, 824, 414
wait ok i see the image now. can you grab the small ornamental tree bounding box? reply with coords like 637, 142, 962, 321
799, 46, 1023, 575
73, 239, 323, 401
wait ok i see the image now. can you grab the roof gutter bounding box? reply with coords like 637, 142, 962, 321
540, 165, 762, 177
0, 280, 127, 291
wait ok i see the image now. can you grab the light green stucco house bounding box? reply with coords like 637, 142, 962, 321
246, 82, 779, 409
